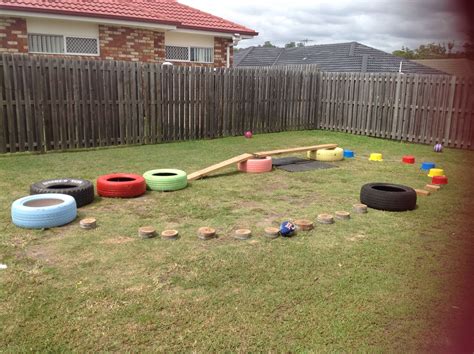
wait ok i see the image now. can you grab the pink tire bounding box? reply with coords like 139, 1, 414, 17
238, 157, 273, 173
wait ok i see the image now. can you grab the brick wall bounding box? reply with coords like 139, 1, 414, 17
99, 25, 165, 62
0, 17, 28, 53
0, 17, 234, 67
214, 37, 233, 67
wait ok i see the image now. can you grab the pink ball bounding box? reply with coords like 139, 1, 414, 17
244, 131, 253, 139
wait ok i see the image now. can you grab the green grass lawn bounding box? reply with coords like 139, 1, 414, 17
1, 130, 473, 351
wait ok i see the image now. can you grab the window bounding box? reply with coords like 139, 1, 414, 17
65, 37, 99, 55
29, 34, 64, 54
165, 45, 213, 63
28, 34, 99, 56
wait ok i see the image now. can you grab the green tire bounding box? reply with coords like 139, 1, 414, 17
143, 169, 188, 191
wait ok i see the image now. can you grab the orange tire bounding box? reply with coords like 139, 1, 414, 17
237, 157, 273, 173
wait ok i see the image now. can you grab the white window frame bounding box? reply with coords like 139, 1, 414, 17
165, 45, 214, 64
28, 33, 100, 57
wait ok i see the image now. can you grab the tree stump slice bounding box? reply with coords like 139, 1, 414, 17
161, 229, 179, 240
353, 203, 368, 214
138, 226, 156, 239
80, 217, 97, 230
294, 219, 314, 231
198, 227, 216, 240
425, 184, 440, 192
415, 188, 430, 196
234, 229, 252, 240
264, 227, 280, 239
317, 214, 334, 224
335, 211, 351, 220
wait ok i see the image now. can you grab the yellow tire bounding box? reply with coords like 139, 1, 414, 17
307, 147, 344, 161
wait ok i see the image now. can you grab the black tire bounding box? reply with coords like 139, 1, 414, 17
360, 183, 417, 212
30, 178, 95, 208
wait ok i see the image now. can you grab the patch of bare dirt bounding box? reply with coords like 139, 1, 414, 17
24, 244, 61, 265
101, 236, 135, 245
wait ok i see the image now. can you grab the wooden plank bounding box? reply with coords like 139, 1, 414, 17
444, 75, 457, 145
254, 143, 338, 157
415, 188, 430, 196
12, 54, 25, 152
20, 56, 34, 151
0, 55, 8, 153
57, 58, 67, 149
3, 55, 17, 152
188, 153, 255, 181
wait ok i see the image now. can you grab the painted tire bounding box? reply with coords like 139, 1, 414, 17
308, 147, 344, 161
11, 193, 77, 229
143, 169, 188, 191
97, 173, 146, 198
30, 178, 94, 208
238, 157, 273, 173
360, 183, 417, 212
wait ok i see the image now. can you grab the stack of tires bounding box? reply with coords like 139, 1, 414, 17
12, 178, 96, 229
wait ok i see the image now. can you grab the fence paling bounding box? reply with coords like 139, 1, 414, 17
0, 53, 473, 153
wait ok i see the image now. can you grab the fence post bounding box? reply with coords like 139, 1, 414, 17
391, 72, 402, 139
443, 75, 457, 146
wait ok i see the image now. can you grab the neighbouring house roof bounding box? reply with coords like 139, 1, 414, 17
0, 0, 258, 36
412, 59, 474, 77
235, 42, 446, 74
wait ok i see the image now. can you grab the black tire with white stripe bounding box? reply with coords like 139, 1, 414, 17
30, 178, 94, 208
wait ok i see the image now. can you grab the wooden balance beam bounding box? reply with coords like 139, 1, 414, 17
187, 153, 254, 181
187, 143, 338, 181
254, 143, 338, 157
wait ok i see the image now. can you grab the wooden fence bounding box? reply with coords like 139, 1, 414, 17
0, 54, 473, 153
317, 72, 474, 148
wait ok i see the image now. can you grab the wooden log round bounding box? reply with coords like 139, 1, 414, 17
234, 229, 252, 240
264, 227, 280, 239
198, 227, 216, 240
79, 217, 97, 230
425, 184, 441, 192
138, 226, 156, 239
335, 211, 351, 220
317, 213, 334, 224
161, 229, 179, 240
294, 219, 314, 231
353, 203, 368, 214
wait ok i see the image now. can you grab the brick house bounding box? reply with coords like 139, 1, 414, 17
0, 0, 258, 67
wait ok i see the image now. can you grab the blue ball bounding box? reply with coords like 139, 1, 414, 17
280, 221, 296, 237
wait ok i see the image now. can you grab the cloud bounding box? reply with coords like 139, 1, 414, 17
179, 0, 468, 53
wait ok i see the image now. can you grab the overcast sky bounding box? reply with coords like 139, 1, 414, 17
180, 0, 468, 53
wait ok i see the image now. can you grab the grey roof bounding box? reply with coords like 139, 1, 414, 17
234, 42, 447, 75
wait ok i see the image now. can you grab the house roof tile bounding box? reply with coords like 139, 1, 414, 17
0, 0, 258, 36
235, 42, 446, 74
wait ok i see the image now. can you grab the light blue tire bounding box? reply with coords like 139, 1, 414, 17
11, 193, 77, 229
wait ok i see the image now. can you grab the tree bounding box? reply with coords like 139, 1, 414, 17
392, 46, 415, 59
296, 42, 305, 47
262, 41, 276, 48
285, 42, 296, 48
392, 41, 454, 59
415, 43, 446, 58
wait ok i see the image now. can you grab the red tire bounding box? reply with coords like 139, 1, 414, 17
238, 157, 273, 173
97, 173, 146, 198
